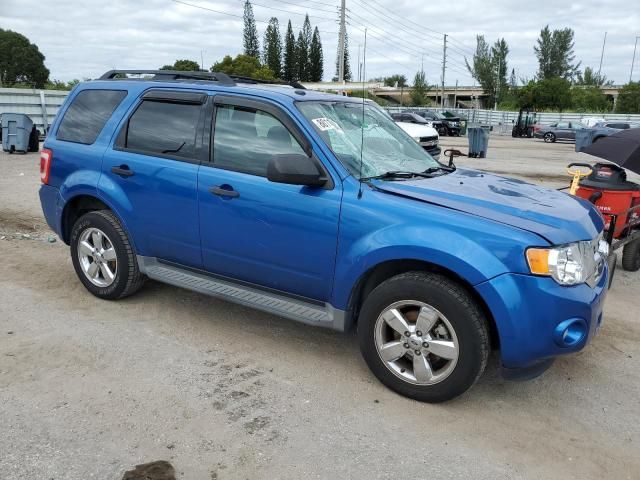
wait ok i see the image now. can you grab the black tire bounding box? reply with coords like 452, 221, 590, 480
543, 132, 556, 143
70, 210, 145, 299
622, 238, 640, 272
358, 272, 490, 403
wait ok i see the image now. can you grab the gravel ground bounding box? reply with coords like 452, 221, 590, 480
1, 139, 639, 480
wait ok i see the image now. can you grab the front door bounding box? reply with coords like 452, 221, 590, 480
100, 90, 209, 268
197, 96, 342, 301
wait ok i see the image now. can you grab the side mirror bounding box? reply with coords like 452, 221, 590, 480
267, 154, 327, 187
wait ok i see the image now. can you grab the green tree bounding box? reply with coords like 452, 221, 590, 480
283, 20, 297, 81
576, 66, 611, 87
410, 70, 430, 106
263, 17, 282, 78
491, 38, 509, 103
160, 59, 201, 71
517, 77, 572, 111
0, 29, 49, 87
616, 82, 640, 114
46, 78, 82, 91
243, 0, 260, 59
571, 86, 611, 112
297, 15, 313, 81
211, 54, 275, 80
465, 35, 509, 106
334, 31, 352, 81
534, 26, 580, 81
308, 27, 324, 82
383, 74, 408, 87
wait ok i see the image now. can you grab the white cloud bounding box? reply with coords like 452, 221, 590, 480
1, 0, 638, 84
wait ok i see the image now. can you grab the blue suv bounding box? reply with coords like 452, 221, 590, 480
39, 70, 610, 402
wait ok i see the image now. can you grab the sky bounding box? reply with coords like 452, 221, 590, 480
1, 0, 639, 86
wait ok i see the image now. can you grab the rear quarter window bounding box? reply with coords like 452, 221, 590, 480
56, 90, 126, 144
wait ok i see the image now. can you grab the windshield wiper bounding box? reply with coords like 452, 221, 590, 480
361, 170, 436, 181
424, 164, 456, 174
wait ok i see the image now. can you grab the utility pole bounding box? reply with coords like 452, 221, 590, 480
357, 44, 361, 82
338, 0, 346, 85
441, 34, 447, 108
494, 56, 501, 111
631, 36, 639, 82
453, 79, 458, 109
200, 50, 204, 71
598, 32, 607, 77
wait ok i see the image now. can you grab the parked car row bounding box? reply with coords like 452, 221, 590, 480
534, 121, 640, 143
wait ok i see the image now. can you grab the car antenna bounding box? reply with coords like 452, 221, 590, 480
357, 27, 367, 199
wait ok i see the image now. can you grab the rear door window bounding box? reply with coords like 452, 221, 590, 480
118, 100, 204, 161
57, 90, 126, 144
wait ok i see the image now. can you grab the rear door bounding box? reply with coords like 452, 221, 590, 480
555, 122, 573, 139
197, 95, 342, 301
100, 89, 209, 268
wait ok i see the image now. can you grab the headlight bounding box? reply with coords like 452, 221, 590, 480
411, 136, 420, 142
526, 236, 609, 286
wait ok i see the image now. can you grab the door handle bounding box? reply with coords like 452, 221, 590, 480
209, 186, 239, 198
111, 165, 135, 177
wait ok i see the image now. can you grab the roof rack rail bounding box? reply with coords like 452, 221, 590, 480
228, 75, 306, 90
98, 70, 307, 90
98, 70, 236, 86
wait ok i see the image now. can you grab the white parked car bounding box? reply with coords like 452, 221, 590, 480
391, 113, 441, 160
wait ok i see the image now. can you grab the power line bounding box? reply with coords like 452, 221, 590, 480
266, 0, 337, 15
345, 1, 471, 71
359, 0, 475, 56
239, 0, 336, 21
172, 0, 338, 34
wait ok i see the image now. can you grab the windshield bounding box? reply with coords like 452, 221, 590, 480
297, 101, 439, 179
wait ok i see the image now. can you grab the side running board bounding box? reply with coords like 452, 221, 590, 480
137, 256, 348, 331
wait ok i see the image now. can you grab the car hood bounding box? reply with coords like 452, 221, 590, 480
372, 168, 604, 244
396, 122, 439, 137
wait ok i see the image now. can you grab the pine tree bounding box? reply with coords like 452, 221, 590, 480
283, 20, 297, 81
294, 15, 312, 81
263, 17, 282, 78
242, 0, 260, 59
335, 30, 352, 81
301, 15, 313, 81
309, 27, 324, 82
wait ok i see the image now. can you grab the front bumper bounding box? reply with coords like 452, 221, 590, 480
422, 145, 441, 160
475, 265, 608, 371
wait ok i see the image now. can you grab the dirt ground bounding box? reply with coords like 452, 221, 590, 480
1, 138, 639, 480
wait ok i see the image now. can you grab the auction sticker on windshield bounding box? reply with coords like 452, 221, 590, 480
312, 117, 343, 132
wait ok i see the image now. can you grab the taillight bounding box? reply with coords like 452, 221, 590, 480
40, 148, 53, 184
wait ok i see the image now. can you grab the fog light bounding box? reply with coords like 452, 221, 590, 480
553, 318, 587, 347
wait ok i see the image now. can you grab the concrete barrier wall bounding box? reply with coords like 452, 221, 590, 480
0, 87, 69, 133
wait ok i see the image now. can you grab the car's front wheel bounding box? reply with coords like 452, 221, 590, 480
543, 132, 556, 143
358, 272, 489, 403
70, 210, 145, 299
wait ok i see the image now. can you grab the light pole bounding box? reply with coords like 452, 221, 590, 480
631, 36, 639, 83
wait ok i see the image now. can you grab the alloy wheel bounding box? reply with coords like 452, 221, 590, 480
374, 300, 459, 385
77, 227, 118, 287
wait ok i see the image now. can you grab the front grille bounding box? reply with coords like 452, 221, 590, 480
419, 136, 438, 143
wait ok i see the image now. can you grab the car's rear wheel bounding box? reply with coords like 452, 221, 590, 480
358, 272, 489, 403
544, 132, 556, 143
622, 238, 640, 272
70, 210, 145, 299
